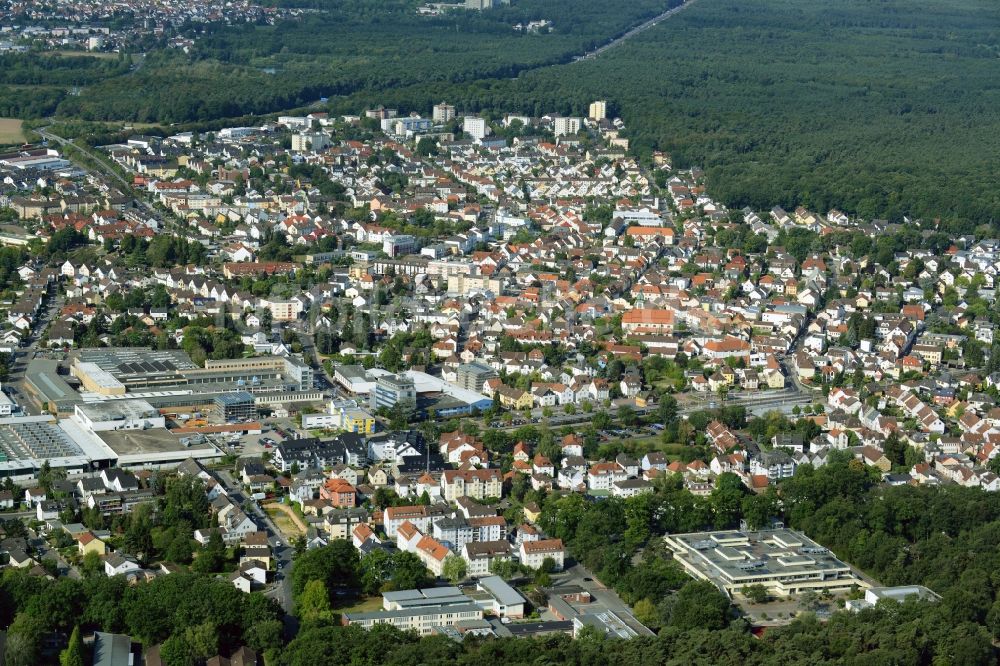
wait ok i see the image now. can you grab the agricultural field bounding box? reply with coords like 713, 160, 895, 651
48, 50, 120, 60
0, 118, 24, 145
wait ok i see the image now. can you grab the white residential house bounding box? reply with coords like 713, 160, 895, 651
611, 479, 654, 498
519, 538, 565, 571
104, 553, 141, 577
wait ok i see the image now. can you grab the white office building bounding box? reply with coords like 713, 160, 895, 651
463, 117, 488, 141
553, 116, 582, 137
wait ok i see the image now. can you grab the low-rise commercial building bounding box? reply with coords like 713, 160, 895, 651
664, 529, 866, 597
214, 391, 257, 422
74, 400, 165, 432
343, 582, 526, 634
845, 585, 940, 612
302, 399, 375, 434
342, 603, 482, 636
334, 365, 376, 394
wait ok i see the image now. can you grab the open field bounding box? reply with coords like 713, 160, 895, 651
337, 596, 383, 614
0, 118, 24, 144
264, 503, 306, 539
48, 50, 119, 60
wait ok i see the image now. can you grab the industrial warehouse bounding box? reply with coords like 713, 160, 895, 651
26, 347, 320, 415
3, 347, 325, 479
5, 344, 499, 480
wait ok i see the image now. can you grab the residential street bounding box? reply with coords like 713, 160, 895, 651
216, 469, 297, 635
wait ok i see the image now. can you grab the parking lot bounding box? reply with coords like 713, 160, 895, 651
548, 563, 655, 637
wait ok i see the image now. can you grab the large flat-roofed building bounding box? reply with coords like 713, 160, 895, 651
0, 415, 112, 479
383, 586, 469, 611
845, 585, 940, 612
74, 362, 126, 396
302, 399, 375, 434
334, 365, 375, 394
0, 403, 218, 480
402, 370, 493, 417
344, 586, 483, 635
69, 348, 315, 398
342, 603, 482, 636
664, 529, 866, 597
0, 153, 72, 172
93, 426, 218, 469
74, 400, 165, 432
26, 358, 82, 415
344, 582, 527, 634
204, 356, 314, 392
72, 348, 197, 389
475, 576, 526, 618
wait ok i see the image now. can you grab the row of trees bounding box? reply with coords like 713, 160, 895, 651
277, 599, 992, 665
0, 570, 283, 665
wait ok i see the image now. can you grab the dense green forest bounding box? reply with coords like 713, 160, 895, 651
0, 570, 284, 664
7, 0, 1000, 223
14, 0, 679, 124
275, 607, 993, 666
322, 0, 1000, 224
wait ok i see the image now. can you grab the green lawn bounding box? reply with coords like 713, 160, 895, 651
337, 596, 384, 613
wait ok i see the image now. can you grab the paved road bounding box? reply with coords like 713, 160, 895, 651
296, 330, 336, 386
1, 507, 38, 520
492, 387, 811, 432
38, 129, 132, 191
39, 126, 198, 241
5, 283, 62, 416
574, 0, 698, 62
216, 469, 297, 634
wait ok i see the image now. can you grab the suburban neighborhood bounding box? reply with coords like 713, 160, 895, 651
0, 96, 988, 662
